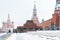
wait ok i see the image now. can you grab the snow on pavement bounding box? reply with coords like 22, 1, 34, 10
0, 33, 6, 36
7, 31, 60, 40
16, 33, 47, 40
7, 33, 16, 40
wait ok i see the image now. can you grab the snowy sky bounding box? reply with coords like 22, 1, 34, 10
0, 0, 56, 28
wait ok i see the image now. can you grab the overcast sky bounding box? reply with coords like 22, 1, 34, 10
0, 0, 56, 28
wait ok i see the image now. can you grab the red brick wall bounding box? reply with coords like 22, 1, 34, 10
52, 10, 59, 26
38, 19, 52, 29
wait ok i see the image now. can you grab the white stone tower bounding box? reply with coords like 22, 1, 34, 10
32, 1, 39, 25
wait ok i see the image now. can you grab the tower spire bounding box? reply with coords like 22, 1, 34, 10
34, 1, 36, 9
33, 1, 37, 17
7, 13, 11, 23
31, 1, 39, 25
55, 0, 60, 10
32, 1, 37, 20
8, 14, 10, 20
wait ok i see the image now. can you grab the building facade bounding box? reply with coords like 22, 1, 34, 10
2, 14, 14, 33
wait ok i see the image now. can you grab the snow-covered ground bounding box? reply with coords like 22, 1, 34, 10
7, 31, 60, 40
0, 33, 11, 40
7, 33, 16, 40
0, 33, 6, 36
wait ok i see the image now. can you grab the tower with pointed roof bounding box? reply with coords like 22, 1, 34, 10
2, 14, 14, 33
55, 0, 60, 10
32, 1, 39, 25
52, 0, 60, 26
